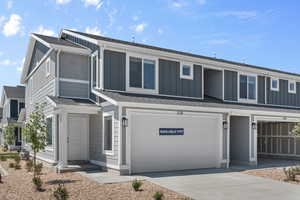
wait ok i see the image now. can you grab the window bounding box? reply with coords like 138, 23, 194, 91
239, 74, 256, 101
103, 115, 113, 153
46, 117, 52, 146
129, 56, 156, 91
180, 63, 193, 80
46, 58, 50, 76
289, 80, 296, 94
271, 78, 279, 91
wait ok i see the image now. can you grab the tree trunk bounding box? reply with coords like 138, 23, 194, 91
33, 151, 36, 177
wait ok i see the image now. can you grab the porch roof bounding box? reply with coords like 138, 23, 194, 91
47, 96, 97, 107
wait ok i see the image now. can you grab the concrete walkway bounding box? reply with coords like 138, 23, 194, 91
142, 169, 300, 200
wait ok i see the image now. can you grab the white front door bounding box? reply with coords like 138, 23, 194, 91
68, 114, 89, 161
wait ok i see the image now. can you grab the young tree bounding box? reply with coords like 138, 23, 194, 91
292, 122, 300, 136
4, 125, 16, 147
23, 103, 48, 177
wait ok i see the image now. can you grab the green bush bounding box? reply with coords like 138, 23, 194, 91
8, 162, 15, 168
14, 164, 21, 170
53, 184, 69, 200
153, 191, 164, 200
0, 156, 6, 161
26, 160, 33, 172
14, 155, 21, 164
32, 176, 43, 191
283, 166, 300, 181
34, 163, 43, 175
132, 179, 143, 191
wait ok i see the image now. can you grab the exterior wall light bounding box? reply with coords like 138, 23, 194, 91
252, 122, 257, 130
223, 121, 228, 129
122, 117, 128, 127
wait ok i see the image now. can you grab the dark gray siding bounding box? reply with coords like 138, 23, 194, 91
159, 59, 202, 98
103, 50, 126, 91
224, 70, 238, 101
266, 77, 300, 107
258, 76, 265, 104
28, 41, 50, 75
59, 81, 89, 98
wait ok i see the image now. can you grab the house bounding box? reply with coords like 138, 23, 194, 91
0, 85, 25, 149
20, 29, 300, 174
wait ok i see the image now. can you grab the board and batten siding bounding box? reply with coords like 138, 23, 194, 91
103, 50, 126, 91
59, 52, 90, 98
257, 76, 266, 104
224, 70, 238, 101
266, 77, 300, 107
159, 59, 202, 98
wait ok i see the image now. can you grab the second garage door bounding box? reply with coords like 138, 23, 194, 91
129, 110, 223, 173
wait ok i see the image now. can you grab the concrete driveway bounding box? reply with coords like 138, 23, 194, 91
142, 169, 300, 200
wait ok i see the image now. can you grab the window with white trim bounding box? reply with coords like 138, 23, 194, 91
239, 74, 256, 101
271, 78, 279, 91
129, 56, 156, 90
46, 58, 50, 77
180, 63, 193, 80
46, 117, 53, 146
289, 80, 296, 94
103, 115, 113, 152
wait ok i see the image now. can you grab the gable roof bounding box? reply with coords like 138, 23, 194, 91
64, 29, 300, 78
3, 85, 25, 99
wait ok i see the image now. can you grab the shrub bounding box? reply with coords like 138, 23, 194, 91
8, 162, 15, 168
14, 155, 21, 164
153, 191, 164, 200
53, 184, 69, 200
132, 179, 143, 191
32, 176, 43, 191
0, 156, 6, 161
26, 160, 33, 172
34, 163, 43, 175
284, 167, 296, 181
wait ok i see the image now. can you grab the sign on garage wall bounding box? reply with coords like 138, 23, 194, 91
159, 128, 184, 136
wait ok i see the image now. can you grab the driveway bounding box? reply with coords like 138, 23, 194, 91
141, 169, 300, 200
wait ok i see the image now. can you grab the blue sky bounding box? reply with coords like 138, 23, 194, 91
0, 0, 300, 88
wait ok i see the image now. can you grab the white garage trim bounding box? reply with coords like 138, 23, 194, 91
126, 109, 223, 174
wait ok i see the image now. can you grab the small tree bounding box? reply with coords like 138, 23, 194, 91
292, 122, 300, 136
23, 103, 48, 177
4, 125, 16, 147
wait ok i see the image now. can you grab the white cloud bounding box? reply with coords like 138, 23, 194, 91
207, 39, 229, 45
83, 0, 103, 9
2, 14, 22, 37
171, 0, 188, 8
131, 23, 147, 33
7, 0, 13, 9
85, 26, 102, 35
56, 0, 71, 5
108, 8, 118, 27
0, 16, 5, 27
215, 11, 257, 19
0, 59, 18, 66
35, 25, 56, 36
158, 28, 164, 35
132, 15, 139, 21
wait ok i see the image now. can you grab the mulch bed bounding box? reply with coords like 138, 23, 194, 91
0, 159, 189, 200
244, 167, 300, 185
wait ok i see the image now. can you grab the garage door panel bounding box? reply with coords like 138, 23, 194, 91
131, 112, 222, 173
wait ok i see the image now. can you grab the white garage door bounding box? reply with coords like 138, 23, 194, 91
130, 111, 222, 173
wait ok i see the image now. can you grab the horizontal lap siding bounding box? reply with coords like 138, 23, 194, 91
59, 81, 89, 98
224, 70, 238, 101
159, 59, 202, 98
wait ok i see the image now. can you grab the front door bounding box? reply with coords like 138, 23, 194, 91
67, 114, 89, 161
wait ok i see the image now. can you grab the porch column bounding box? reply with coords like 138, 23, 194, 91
250, 115, 257, 166
58, 110, 68, 169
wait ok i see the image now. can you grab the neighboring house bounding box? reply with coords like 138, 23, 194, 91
20, 29, 300, 174
0, 86, 25, 149
0, 107, 3, 145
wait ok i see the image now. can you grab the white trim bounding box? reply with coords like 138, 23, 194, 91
118, 106, 122, 166
126, 52, 159, 95
99, 46, 104, 89
270, 77, 279, 91
56, 50, 61, 96
102, 111, 115, 156
46, 114, 54, 148
59, 78, 89, 84
238, 72, 258, 104
288, 80, 297, 94
91, 89, 118, 105
180, 62, 194, 80
46, 57, 51, 77
61, 30, 99, 45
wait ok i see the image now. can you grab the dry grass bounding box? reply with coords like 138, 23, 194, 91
244, 168, 300, 185
0, 159, 189, 200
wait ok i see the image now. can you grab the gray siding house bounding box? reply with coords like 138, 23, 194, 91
20, 29, 300, 174
0, 85, 25, 149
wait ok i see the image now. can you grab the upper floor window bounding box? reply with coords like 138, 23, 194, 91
128, 55, 157, 93
46, 58, 50, 77
239, 74, 256, 101
180, 63, 193, 80
271, 78, 279, 91
289, 80, 296, 94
